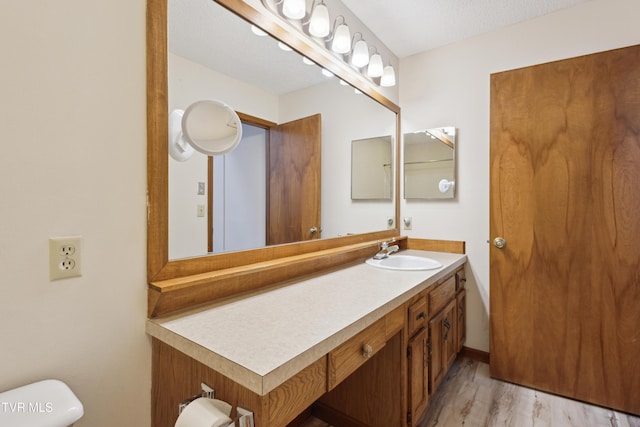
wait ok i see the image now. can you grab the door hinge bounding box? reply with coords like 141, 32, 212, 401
407, 412, 412, 426
407, 346, 412, 359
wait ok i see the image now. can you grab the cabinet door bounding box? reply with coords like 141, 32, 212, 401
456, 289, 466, 353
442, 300, 457, 371
429, 299, 457, 393
407, 327, 429, 425
428, 310, 444, 392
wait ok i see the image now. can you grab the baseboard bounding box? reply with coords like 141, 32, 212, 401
461, 346, 490, 364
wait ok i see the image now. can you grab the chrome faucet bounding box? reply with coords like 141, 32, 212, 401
374, 238, 399, 260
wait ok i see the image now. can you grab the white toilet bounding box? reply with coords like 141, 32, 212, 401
0, 379, 83, 427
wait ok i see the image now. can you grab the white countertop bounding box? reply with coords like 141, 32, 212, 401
146, 250, 466, 395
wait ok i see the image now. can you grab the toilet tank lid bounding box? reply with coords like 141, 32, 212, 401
0, 379, 84, 427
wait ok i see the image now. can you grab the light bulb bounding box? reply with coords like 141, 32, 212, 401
367, 53, 383, 78
380, 65, 396, 87
351, 39, 369, 68
282, 0, 306, 19
308, 3, 330, 37
250, 25, 267, 37
322, 68, 334, 78
278, 41, 292, 51
331, 23, 351, 54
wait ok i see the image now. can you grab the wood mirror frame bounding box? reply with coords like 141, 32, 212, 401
147, 0, 401, 317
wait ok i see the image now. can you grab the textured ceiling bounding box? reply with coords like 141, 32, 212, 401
340, 0, 593, 58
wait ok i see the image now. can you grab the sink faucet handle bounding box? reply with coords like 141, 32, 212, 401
379, 237, 396, 249
378, 237, 396, 250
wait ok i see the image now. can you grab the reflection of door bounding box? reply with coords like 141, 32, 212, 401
268, 114, 321, 245
209, 124, 267, 253
490, 45, 640, 414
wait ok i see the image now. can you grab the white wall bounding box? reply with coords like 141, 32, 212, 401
400, 0, 640, 352
0, 1, 149, 426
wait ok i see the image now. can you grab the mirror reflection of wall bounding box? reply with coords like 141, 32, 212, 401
167, 0, 397, 260
351, 136, 393, 200
404, 127, 456, 199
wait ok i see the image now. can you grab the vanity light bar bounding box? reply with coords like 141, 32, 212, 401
259, 0, 396, 88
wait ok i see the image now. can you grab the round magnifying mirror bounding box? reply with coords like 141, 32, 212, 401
181, 100, 243, 156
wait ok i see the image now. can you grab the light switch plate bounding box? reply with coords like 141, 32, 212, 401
403, 217, 412, 230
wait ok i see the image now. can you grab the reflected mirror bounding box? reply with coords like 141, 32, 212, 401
404, 127, 456, 199
351, 136, 393, 200
167, 0, 397, 260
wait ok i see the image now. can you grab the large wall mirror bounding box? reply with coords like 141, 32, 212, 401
404, 127, 456, 199
148, 0, 400, 282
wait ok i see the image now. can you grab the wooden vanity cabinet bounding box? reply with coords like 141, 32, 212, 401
150, 259, 467, 427
455, 267, 466, 353
407, 266, 466, 426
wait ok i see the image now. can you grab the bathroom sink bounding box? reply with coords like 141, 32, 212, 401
365, 254, 442, 271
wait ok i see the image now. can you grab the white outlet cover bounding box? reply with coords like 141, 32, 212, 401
49, 236, 82, 281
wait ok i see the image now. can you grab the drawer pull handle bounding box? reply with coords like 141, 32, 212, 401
362, 344, 373, 358
416, 312, 426, 320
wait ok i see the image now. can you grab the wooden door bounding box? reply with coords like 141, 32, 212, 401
267, 114, 321, 245
490, 45, 640, 414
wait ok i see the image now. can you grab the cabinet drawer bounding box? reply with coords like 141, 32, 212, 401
408, 296, 428, 337
456, 268, 467, 291
429, 275, 456, 316
327, 317, 386, 390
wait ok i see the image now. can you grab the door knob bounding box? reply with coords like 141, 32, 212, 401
493, 237, 506, 249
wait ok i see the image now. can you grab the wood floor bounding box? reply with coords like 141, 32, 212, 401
301, 357, 640, 427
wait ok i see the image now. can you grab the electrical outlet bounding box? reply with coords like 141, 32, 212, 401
49, 236, 82, 280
